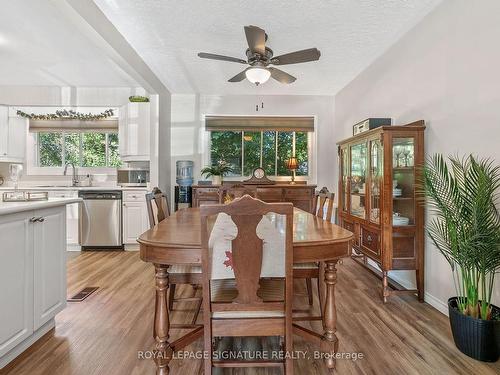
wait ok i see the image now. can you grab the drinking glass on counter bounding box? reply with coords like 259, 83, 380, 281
9, 164, 23, 190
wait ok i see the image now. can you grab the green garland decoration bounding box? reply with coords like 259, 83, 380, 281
16, 108, 115, 121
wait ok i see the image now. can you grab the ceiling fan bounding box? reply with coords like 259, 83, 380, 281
198, 25, 321, 86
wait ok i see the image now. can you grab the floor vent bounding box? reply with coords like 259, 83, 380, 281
67, 287, 98, 302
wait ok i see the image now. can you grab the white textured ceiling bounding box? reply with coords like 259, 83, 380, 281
0, 0, 138, 87
94, 0, 442, 95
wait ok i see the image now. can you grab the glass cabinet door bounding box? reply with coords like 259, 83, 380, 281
392, 137, 415, 226
369, 139, 383, 224
340, 147, 349, 213
350, 142, 367, 219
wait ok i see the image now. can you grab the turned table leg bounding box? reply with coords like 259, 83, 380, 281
153, 264, 173, 375
382, 270, 390, 303
321, 260, 339, 371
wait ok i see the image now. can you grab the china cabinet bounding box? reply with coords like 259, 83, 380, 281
337, 120, 425, 302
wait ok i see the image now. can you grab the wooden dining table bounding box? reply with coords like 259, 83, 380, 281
138, 207, 353, 374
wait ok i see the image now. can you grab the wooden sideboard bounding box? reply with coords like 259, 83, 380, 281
191, 184, 317, 212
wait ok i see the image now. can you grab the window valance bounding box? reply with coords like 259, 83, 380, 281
205, 116, 314, 132
29, 119, 118, 133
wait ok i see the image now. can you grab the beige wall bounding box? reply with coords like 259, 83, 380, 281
333, 0, 500, 313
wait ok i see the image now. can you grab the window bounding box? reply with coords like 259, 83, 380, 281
210, 131, 309, 176
36, 132, 121, 168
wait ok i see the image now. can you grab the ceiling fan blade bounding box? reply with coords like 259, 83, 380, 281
198, 52, 247, 64
268, 67, 296, 84
228, 68, 249, 82
270, 48, 321, 65
244, 25, 266, 56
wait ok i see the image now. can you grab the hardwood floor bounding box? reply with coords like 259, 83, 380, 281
3, 251, 500, 375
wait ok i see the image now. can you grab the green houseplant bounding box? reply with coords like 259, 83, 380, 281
200, 161, 233, 185
422, 154, 500, 361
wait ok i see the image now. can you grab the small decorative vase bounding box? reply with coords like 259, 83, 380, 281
212, 175, 222, 185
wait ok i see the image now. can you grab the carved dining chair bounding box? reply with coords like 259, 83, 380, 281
200, 195, 294, 374
218, 184, 255, 204
294, 188, 335, 309
145, 188, 202, 321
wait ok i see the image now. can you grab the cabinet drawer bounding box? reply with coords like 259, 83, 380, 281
195, 188, 219, 196
342, 219, 355, 233
361, 227, 380, 257
195, 188, 219, 201
256, 188, 283, 202
198, 199, 219, 206
123, 190, 146, 202
49, 190, 78, 199
284, 188, 313, 199
343, 219, 360, 247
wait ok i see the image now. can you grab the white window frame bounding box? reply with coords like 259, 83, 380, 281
202, 115, 317, 183
26, 131, 119, 176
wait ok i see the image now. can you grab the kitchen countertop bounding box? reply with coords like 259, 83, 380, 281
0, 186, 148, 191
0, 197, 82, 216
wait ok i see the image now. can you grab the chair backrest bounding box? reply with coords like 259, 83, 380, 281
145, 187, 170, 228
201, 195, 293, 308
312, 188, 335, 222
218, 184, 255, 204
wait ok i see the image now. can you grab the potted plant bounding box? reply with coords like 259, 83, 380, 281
200, 161, 233, 185
422, 154, 500, 361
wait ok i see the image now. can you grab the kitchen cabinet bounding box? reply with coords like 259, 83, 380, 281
122, 190, 148, 246
0, 106, 26, 163
49, 191, 79, 248
118, 103, 150, 161
0, 200, 76, 369
0, 205, 66, 363
0, 212, 33, 358
33, 207, 66, 330
337, 120, 425, 302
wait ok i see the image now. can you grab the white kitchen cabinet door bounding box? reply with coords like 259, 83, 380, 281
66, 203, 79, 246
33, 206, 67, 330
49, 191, 79, 246
118, 104, 127, 157
0, 106, 27, 163
7, 117, 27, 161
122, 202, 148, 244
0, 212, 34, 357
118, 102, 150, 161
0, 105, 9, 158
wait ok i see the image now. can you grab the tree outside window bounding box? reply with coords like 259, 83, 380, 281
37, 132, 122, 168
210, 130, 309, 176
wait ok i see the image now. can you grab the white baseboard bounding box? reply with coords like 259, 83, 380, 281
67, 244, 81, 251
424, 292, 449, 316
387, 272, 415, 290
0, 319, 55, 369
388, 269, 449, 316
124, 244, 139, 251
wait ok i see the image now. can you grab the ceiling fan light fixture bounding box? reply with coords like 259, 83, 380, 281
245, 67, 271, 85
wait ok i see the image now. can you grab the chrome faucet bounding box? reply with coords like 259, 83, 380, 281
64, 162, 78, 186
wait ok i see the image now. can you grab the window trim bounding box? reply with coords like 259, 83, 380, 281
202, 115, 317, 183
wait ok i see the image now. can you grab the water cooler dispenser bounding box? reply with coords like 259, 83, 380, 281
174, 160, 193, 211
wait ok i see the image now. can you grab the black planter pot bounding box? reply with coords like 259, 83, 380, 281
448, 297, 500, 362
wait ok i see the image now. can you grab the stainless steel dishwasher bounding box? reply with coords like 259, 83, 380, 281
79, 190, 123, 250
